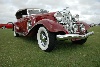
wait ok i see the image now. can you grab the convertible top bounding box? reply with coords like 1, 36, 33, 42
15, 8, 43, 19
16, 8, 41, 13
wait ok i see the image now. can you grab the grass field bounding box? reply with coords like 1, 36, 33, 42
0, 26, 100, 67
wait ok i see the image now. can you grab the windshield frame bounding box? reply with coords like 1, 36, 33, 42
27, 9, 48, 15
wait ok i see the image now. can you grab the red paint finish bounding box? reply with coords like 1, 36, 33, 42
32, 12, 68, 33
15, 11, 69, 36
34, 12, 57, 22
34, 19, 68, 34
14, 9, 90, 36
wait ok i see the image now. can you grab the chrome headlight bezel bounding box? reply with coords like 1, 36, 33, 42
73, 24, 78, 33
54, 11, 63, 22
80, 24, 85, 32
73, 14, 79, 22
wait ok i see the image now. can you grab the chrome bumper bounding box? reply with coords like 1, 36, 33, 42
57, 31, 94, 40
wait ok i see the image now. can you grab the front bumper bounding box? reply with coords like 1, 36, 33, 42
57, 31, 94, 40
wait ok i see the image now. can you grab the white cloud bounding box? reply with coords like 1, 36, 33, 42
0, 0, 100, 24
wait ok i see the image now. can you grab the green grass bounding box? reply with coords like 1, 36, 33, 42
0, 26, 100, 67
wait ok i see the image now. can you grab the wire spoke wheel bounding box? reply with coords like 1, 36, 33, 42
37, 26, 55, 52
40, 31, 48, 47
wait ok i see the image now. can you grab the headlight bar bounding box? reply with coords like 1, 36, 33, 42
73, 24, 78, 33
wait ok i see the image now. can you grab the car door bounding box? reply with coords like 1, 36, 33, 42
7, 23, 13, 28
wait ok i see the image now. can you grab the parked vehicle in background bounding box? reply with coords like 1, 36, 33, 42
0, 22, 13, 29
14, 8, 94, 52
96, 23, 100, 26
89, 23, 95, 27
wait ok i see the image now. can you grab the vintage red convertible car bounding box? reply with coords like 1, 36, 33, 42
0, 22, 13, 29
14, 8, 94, 52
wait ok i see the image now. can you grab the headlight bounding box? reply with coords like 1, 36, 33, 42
73, 14, 79, 22
73, 24, 78, 33
54, 12, 63, 22
80, 24, 85, 32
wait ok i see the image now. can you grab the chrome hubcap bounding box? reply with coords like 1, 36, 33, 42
40, 31, 47, 47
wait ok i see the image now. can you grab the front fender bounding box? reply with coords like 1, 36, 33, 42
77, 21, 90, 30
35, 19, 68, 34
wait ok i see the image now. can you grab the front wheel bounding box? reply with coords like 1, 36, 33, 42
71, 38, 87, 45
72, 30, 88, 45
37, 26, 55, 52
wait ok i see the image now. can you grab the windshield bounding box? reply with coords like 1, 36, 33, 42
28, 9, 48, 15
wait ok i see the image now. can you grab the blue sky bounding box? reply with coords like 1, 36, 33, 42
0, 0, 100, 24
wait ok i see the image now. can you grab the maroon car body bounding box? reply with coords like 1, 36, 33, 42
14, 8, 94, 52
0, 22, 13, 29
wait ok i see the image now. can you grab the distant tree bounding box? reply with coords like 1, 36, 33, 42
98, 23, 100, 25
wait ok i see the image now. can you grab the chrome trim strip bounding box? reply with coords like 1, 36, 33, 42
57, 31, 94, 40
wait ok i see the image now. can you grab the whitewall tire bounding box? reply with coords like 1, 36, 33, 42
37, 26, 55, 52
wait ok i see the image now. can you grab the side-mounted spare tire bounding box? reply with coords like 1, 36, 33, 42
37, 26, 56, 52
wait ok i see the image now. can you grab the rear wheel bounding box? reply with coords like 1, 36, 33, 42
14, 26, 19, 37
12, 24, 14, 31
37, 26, 55, 52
